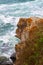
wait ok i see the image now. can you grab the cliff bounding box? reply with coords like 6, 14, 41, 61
15, 17, 43, 65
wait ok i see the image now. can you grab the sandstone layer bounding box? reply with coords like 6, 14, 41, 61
15, 17, 43, 65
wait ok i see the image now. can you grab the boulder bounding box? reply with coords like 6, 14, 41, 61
0, 56, 13, 65
10, 53, 16, 63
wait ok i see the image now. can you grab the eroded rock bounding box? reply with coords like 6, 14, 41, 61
15, 17, 43, 65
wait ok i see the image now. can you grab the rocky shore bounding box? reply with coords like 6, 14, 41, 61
14, 17, 43, 65
0, 17, 43, 65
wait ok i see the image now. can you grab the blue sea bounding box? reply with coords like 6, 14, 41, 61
0, 0, 43, 57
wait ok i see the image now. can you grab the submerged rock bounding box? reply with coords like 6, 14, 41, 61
15, 17, 43, 65
0, 56, 13, 65
10, 52, 16, 63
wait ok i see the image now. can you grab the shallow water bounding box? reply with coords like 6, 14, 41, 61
0, 0, 43, 57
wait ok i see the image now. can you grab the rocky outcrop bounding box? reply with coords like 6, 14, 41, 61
16, 18, 32, 39
15, 17, 43, 65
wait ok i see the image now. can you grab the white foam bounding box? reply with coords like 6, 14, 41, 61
0, 34, 10, 43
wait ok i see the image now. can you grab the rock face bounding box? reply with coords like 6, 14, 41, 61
16, 18, 32, 39
15, 17, 43, 65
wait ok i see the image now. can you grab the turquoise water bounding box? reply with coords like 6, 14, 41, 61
0, 0, 43, 57
0, 0, 34, 4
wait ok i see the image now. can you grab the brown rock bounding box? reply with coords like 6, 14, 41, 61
16, 18, 33, 39
15, 17, 43, 65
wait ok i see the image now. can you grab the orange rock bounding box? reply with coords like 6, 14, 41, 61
16, 18, 33, 39
15, 17, 43, 65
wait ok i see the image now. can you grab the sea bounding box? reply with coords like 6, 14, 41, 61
0, 0, 43, 57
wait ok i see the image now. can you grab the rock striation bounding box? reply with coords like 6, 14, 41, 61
15, 17, 43, 65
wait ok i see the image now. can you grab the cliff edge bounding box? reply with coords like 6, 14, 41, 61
15, 17, 43, 65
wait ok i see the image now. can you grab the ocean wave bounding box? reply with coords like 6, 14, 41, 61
0, 0, 43, 17
0, 15, 20, 56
